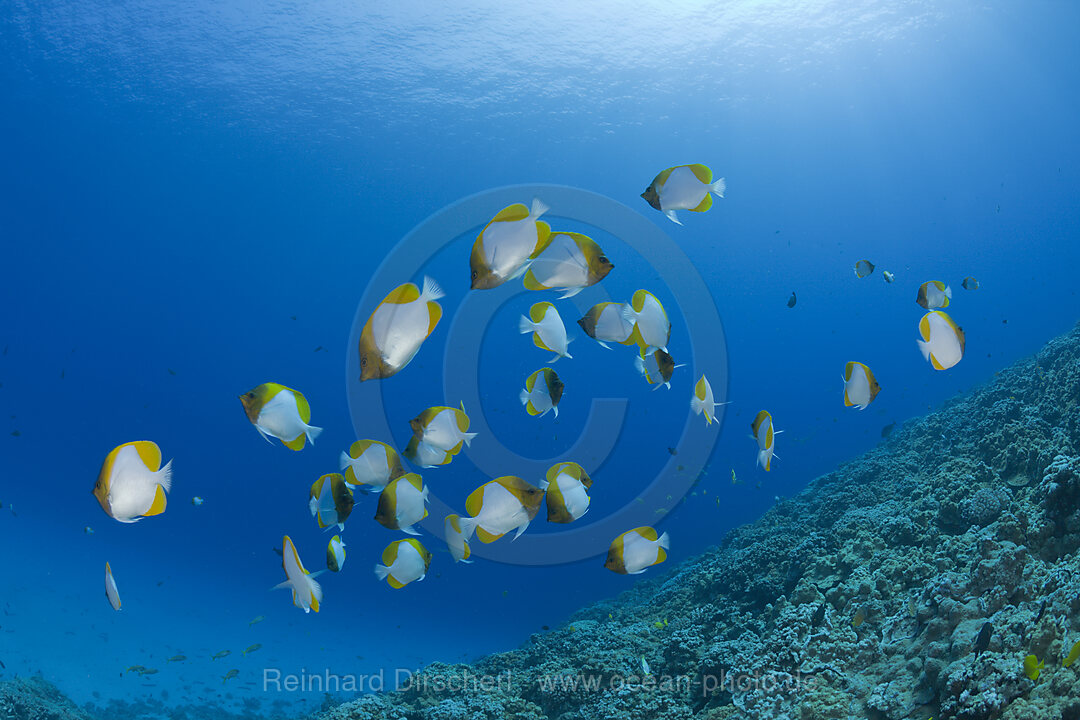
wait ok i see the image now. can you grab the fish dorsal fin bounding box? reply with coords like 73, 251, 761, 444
145, 485, 168, 516
522, 270, 546, 290
918, 313, 932, 341
636, 526, 659, 542
381, 541, 400, 567
349, 439, 372, 458
530, 302, 554, 324
688, 164, 713, 184
131, 441, 162, 472
292, 389, 311, 424
844, 362, 855, 381
382, 282, 421, 306
405, 473, 424, 494
283, 434, 306, 451
476, 526, 502, 544
465, 484, 486, 517
454, 405, 470, 432
491, 203, 530, 224
531, 223, 553, 257
524, 369, 539, 392
654, 167, 675, 188
691, 194, 713, 213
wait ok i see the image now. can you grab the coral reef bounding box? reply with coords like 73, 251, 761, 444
317, 321, 1080, 720
0, 677, 95, 720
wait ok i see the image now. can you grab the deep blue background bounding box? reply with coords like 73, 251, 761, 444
1, 0, 1078, 712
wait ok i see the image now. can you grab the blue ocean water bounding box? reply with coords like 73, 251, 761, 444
1, 0, 1079, 714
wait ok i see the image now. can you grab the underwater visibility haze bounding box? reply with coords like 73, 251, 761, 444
1, 1, 1080, 718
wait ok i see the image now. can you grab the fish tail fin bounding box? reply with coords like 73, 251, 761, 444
373, 564, 391, 581
690, 396, 704, 416
916, 339, 932, 361
519, 389, 531, 406
457, 515, 478, 540
710, 178, 726, 198
339, 451, 352, 472
420, 276, 445, 302
620, 303, 640, 328
305, 425, 323, 445
529, 197, 549, 219
518, 316, 535, 334
657, 531, 670, 549
944, 285, 953, 299
461, 431, 478, 447
633, 354, 647, 376
156, 459, 173, 493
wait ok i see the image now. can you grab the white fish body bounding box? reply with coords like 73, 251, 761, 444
751, 411, 780, 472
691, 375, 727, 424
444, 515, 472, 563
392, 478, 429, 536
375, 540, 428, 586
327, 536, 346, 571
104, 445, 173, 523
369, 276, 445, 372
622, 291, 670, 352
274, 536, 323, 613
622, 530, 670, 574
917, 311, 964, 370
552, 470, 590, 521
105, 562, 121, 611
308, 476, 341, 530
481, 199, 549, 281
585, 303, 634, 348
843, 362, 880, 411
339, 442, 393, 491
519, 303, 571, 362
418, 408, 476, 453
520, 382, 556, 418
525, 233, 591, 297
459, 482, 535, 542
255, 389, 321, 446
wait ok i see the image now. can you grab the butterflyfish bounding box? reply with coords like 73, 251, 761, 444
358, 276, 445, 381
105, 562, 121, 611
691, 374, 728, 425
544, 461, 592, 523
444, 514, 472, 563
239, 383, 322, 450
273, 535, 323, 613
308, 473, 354, 531
470, 199, 552, 289
604, 527, 670, 574
93, 441, 173, 523
326, 535, 346, 572
751, 410, 780, 471
519, 302, 572, 362
408, 403, 477, 454
634, 347, 683, 390
339, 439, 406, 492
520, 368, 564, 418
522, 231, 613, 298
374, 538, 431, 589
457, 476, 547, 543
374, 474, 428, 535
843, 361, 881, 410
917, 310, 965, 370
577, 302, 635, 349
854, 260, 875, 278
640, 164, 726, 225
916, 281, 952, 310
622, 290, 671, 352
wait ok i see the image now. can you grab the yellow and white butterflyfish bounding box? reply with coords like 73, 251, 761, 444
358, 276, 445, 381
273, 535, 324, 613
326, 535, 346, 572
917, 310, 965, 370
339, 439, 406, 493
444, 514, 472, 563
374, 538, 431, 589
520, 368, 564, 418
239, 383, 322, 450
104, 561, 121, 611
92, 441, 173, 523
633, 347, 684, 390
577, 302, 635, 349
916, 280, 952, 310
519, 302, 572, 362
308, 473, 354, 531
544, 461, 592, 524
374, 474, 429, 535
640, 164, 726, 225
408, 402, 477, 453
854, 260, 875, 278
604, 527, 670, 574
751, 410, 781, 472
843, 361, 881, 411
622, 290, 671, 353
522, 231, 614, 298
457, 476, 547, 543
691, 374, 728, 425
962, 276, 979, 291
470, 198, 552, 289
403, 436, 454, 468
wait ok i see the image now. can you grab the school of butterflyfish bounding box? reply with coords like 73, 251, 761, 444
91, 164, 977, 613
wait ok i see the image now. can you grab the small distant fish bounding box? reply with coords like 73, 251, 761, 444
273, 535, 324, 614
641, 657, 651, 676
907, 597, 917, 618
622, 290, 671, 353
0, 659, 5, 669
519, 302, 572, 362
640, 164, 725, 225
167, 368, 176, 375
787, 291, 796, 308
751, 410, 780, 472
458, 476, 547, 543
916, 281, 952, 310
812, 604, 826, 626
242, 644, 261, 656
211, 650, 231, 660
239, 383, 322, 451
852, 606, 867, 627
326, 535, 346, 573
843, 361, 881, 411
522, 231, 613, 298
1034, 599, 1047, 623
140, 668, 158, 676
374, 538, 432, 589
1023, 654, 1044, 681
105, 562, 121, 611
854, 260, 875, 278
521, 368, 564, 418
313, 346, 323, 353
167, 655, 186, 663
605, 527, 669, 574
359, 276, 445, 380
917, 311, 965, 370
374, 474, 429, 535
962, 276, 979, 290
1064, 640, 1080, 668
223, 669, 239, 684
339, 440, 407, 492
577, 302, 635, 349
309, 474, 354, 531
191, 497, 204, 506
881, 422, 896, 438
84, 526, 94, 534
9, 431, 18, 437
882, 270, 895, 283
731, 469, 742, 485
470, 199, 552, 289
444, 514, 472, 564
272, 547, 283, 557
973, 621, 992, 658
93, 441, 173, 523
249, 616, 265, 626
691, 374, 728, 425
125, 665, 146, 674
634, 348, 683, 390
545, 462, 592, 524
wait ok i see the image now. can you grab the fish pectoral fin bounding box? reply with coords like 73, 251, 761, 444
664, 210, 682, 225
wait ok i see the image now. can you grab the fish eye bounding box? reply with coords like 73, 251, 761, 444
361, 357, 367, 366
599, 256, 609, 264
471, 270, 478, 279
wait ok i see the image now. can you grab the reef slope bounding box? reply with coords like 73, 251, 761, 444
321, 321, 1080, 720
